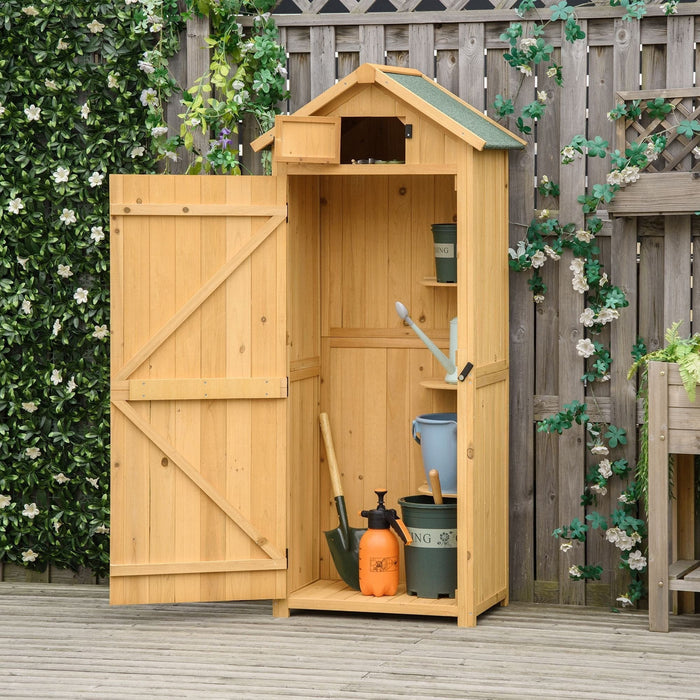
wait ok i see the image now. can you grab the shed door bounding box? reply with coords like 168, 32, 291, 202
109, 175, 287, 605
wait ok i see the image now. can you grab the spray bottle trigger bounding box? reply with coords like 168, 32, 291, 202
385, 509, 413, 545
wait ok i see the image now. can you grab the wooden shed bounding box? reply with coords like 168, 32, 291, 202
109, 63, 525, 627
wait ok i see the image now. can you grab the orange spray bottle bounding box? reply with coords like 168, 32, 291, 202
359, 489, 412, 597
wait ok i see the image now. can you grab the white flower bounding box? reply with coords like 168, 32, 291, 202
94, 524, 110, 534
579, 308, 596, 327
87, 477, 99, 488
25, 446, 41, 460
616, 595, 632, 607
53, 520, 62, 532
575, 229, 594, 243
572, 274, 589, 294
605, 527, 620, 545
8, 198, 25, 214
0, 103, 5, 117
92, 324, 109, 339
518, 64, 533, 77
561, 146, 576, 163
537, 90, 547, 103
140, 88, 159, 108
80, 102, 90, 119
560, 541, 573, 552
660, 1, 678, 14
87, 19, 105, 33
533, 294, 545, 304
130, 146, 145, 158
22, 5, 40, 16
57, 38, 69, 50
88, 171, 104, 188
531, 250, 547, 268
186, 117, 200, 127
544, 245, 560, 261
22, 503, 40, 518
107, 73, 120, 89
599, 374, 610, 382
57, 263, 73, 278
569, 565, 582, 578
596, 307, 619, 325
54, 473, 70, 484
606, 170, 623, 186
59, 208, 76, 225
51, 319, 62, 337
22, 401, 38, 413
621, 165, 640, 184
628, 550, 647, 571
539, 209, 550, 220
276, 64, 288, 78
0, 494, 11, 509
151, 125, 168, 137
232, 79, 245, 91
21, 299, 32, 314
618, 493, 634, 504
599, 272, 609, 287
591, 444, 609, 456
576, 338, 596, 358
52, 166, 70, 183
22, 549, 38, 562
693, 146, 700, 159
74, 288, 89, 304
597, 459, 613, 479
164, 151, 178, 162
90, 226, 105, 243
66, 376, 77, 392
50, 369, 63, 385
569, 258, 585, 275
45, 79, 58, 90
590, 483, 607, 496
17, 256, 28, 268
546, 66, 557, 78
138, 60, 155, 74
644, 142, 659, 159
24, 104, 41, 121
519, 37, 537, 50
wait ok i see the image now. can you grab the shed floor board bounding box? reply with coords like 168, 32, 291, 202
1, 583, 699, 699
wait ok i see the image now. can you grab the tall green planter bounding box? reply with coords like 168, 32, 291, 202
431, 223, 457, 283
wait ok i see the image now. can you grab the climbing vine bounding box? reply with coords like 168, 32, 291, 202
497, 0, 698, 607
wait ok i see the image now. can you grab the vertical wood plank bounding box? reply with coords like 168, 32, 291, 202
458, 23, 485, 111
359, 25, 385, 65
557, 20, 588, 607
186, 16, 211, 167
408, 24, 434, 78
663, 216, 692, 336
310, 26, 336, 98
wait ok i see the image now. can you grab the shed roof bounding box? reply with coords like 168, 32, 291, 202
251, 63, 526, 153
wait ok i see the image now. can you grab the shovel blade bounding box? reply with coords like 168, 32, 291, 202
325, 526, 365, 591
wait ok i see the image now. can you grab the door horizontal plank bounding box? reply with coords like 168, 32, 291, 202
120, 377, 288, 401
110, 204, 287, 217
111, 559, 287, 577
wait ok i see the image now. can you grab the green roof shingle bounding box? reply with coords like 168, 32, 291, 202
386, 73, 524, 150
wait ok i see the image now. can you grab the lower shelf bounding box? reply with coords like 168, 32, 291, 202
287, 579, 458, 617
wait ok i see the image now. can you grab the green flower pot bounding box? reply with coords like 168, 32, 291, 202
431, 223, 457, 283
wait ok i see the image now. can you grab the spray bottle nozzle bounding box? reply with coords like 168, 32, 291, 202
360, 489, 412, 545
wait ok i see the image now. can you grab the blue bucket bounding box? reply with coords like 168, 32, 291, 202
412, 412, 458, 494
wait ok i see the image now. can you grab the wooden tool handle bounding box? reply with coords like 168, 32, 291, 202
320, 412, 344, 499
429, 469, 443, 504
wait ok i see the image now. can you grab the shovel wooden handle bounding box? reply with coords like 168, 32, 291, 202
429, 469, 443, 504
320, 412, 344, 499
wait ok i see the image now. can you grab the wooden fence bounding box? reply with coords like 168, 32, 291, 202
8, 5, 694, 603
169, 5, 700, 606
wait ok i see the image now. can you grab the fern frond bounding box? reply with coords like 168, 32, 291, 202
678, 352, 700, 403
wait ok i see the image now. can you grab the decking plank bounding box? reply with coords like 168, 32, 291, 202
1, 584, 699, 699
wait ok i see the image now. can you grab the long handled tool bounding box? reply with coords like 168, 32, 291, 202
428, 469, 444, 505
320, 412, 366, 590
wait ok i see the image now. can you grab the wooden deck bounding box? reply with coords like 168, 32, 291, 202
2, 583, 699, 699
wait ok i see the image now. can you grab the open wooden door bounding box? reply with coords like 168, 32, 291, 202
109, 174, 288, 605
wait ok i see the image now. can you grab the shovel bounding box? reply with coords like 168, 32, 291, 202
428, 469, 444, 505
319, 412, 365, 590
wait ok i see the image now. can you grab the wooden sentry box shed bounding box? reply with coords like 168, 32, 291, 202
109, 63, 525, 627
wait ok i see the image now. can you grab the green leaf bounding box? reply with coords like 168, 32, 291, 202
604, 425, 627, 448
586, 512, 608, 530
550, 1, 574, 21
677, 120, 700, 139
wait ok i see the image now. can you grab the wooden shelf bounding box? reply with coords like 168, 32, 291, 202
669, 559, 700, 593
420, 276, 457, 287
287, 579, 458, 617
420, 378, 457, 390
285, 163, 458, 176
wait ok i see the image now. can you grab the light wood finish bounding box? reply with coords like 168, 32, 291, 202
110, 175, 288, 605
428, 469, 443, 504
275, 115, 341, 163
648, 362, 699, 631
